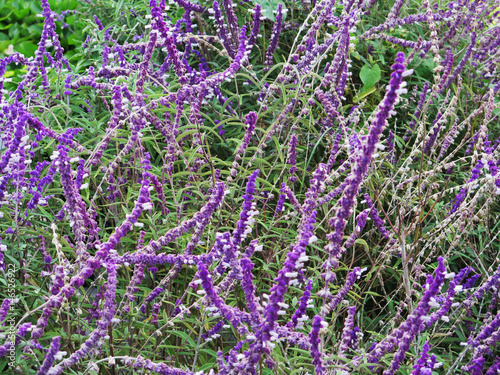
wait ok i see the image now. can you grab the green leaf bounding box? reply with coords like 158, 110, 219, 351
354, 238, 370, 252
252, 0, 287, 21
13, 8, 30, 20
353, 86, 376, 103
16, 41, 37, 57
415, 57, 436, 79
28, 24, 43, 37
114, 0, 126, 19
359, 63, 381, 89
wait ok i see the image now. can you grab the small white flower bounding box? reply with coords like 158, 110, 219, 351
142, 203, 153, 210
308, 235, 318, 244
402, 69, 414, 77
428, 298, 440, 308
54, 351, 67, 361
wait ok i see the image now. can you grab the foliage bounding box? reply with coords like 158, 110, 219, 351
0, 0, 500, 374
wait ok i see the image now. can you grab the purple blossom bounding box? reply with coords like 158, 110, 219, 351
412, 341, 436, 375
324, 53, 407, 276
404, 82, 429, 142
364, 194, 392, 240
309, 315, 325, 375
287, 279, 313, 329
36, 336, 61, 375
229, 112, 257, 179
0, 299, 11, 324
264, 4, 283, 69
363, 258, 446, 374
212, 1, 235, 58
339, 306, 357, 357
232, 169, 259, 248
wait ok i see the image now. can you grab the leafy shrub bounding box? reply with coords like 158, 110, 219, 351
0, 0, 500, 374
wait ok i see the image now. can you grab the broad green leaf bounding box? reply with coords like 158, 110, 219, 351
252, 0, 287, 21
16, 41, 37, 57
359, 63, 381, 88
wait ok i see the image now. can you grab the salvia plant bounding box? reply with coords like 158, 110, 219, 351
0, 0, 500, 373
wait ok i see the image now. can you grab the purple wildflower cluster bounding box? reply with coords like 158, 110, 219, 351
1, 0, 500, 373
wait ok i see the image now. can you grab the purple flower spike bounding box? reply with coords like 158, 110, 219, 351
248, 4, 262, 48
123, 355, 199, 374
93, 15, 104, 30
321, 268, 363, 316
212, 1, 235, 58
288, 134, 298, 183
36, 336, 61, 375
197, 262, 246, 331
463, 355, 485, 375
232, 169, 260, 248
411, 341, 435, 375
339, 306, 357, 357
324, 52, 407, 276
229, 112, 258, 179
0, 299, 11, 324
309, 315, 326, 375
362, 257, 446, 374
274, 183, 286, 217
240, 255, 259, 318
287, 279, 313, 330
264, 3, 283, 69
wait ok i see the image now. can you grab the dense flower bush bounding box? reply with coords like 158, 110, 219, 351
1, 0, 500, 373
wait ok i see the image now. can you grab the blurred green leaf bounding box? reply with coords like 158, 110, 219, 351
252, 0, 287, 21
17, 41, 38, 57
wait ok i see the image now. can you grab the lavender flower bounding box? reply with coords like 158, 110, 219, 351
37, 336, 61, 375
232, 169, 259, 248
287, 279, 313, 329
309, 315, 326, 375
412, 341, 436, 375
212, 1, 235, 58
364, 257, 446, 374
324, 53, 407, 277
264, 4, 283, 69
0, 299, 10, 324
287, 134, 298, 183
443, 32, 477, 90
338, 306, 357, 357
320, 268, 364, 316
229, 112, 257, 179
